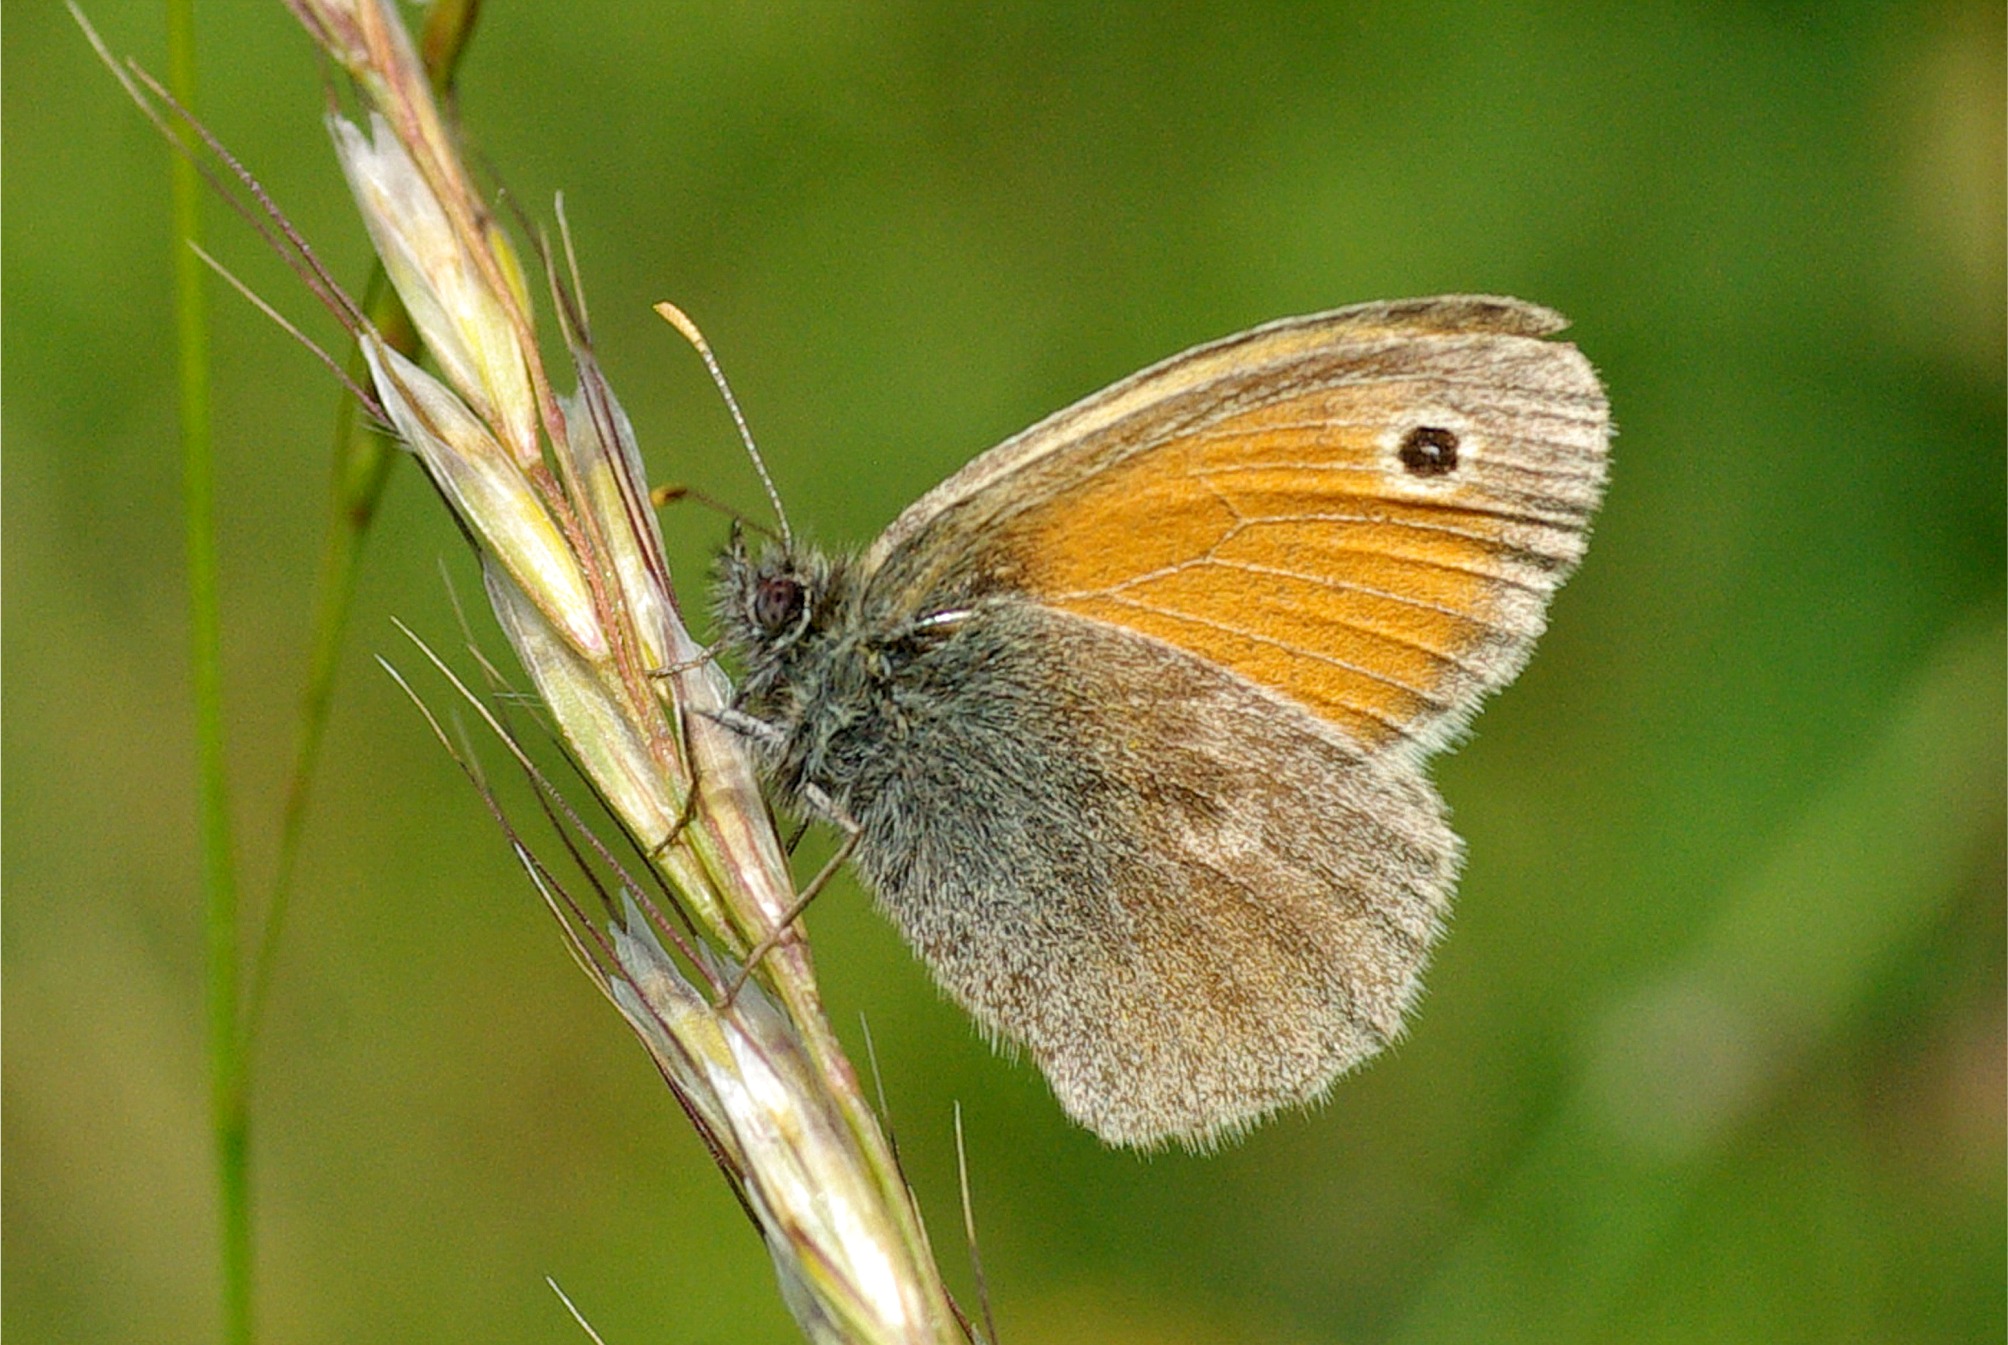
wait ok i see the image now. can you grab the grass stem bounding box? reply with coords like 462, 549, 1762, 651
165, 0, 250, 1340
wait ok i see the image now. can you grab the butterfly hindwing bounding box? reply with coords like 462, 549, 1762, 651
837, 600, 1459, 1146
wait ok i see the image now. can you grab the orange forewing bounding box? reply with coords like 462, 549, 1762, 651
997, 382, 1577, 750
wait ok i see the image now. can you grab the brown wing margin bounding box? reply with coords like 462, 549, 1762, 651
866, 296, 1611, 756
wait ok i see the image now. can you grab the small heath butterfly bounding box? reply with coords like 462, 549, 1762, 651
714, 295, 1609, 1147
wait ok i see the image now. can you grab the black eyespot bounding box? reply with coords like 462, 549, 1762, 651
1399, 425, 1460, 477
753, 575, 806, 633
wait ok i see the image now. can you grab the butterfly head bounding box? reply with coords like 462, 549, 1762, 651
716, 522, 814, 639
712, 528, 878, 806
713, 525, 866, 698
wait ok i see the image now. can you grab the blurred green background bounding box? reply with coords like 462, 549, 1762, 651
6, 1, 2002, 1341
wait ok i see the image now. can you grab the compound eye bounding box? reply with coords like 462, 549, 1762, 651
752, 575, 806, 633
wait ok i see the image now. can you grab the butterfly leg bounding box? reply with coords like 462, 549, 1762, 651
645, 644, 720, 679
715, 790, 862, 1009
701, 705, 790, 749
646, 699, 760, 858
648, 784, 701, 861
782, 817, 811, 856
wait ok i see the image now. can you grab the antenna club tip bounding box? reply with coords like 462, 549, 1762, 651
653, 300, 706, 349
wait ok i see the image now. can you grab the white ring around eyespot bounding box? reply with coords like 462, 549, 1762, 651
1378, 408, 1477, 492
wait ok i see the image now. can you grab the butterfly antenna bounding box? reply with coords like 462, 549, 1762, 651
654, 301, 792, 546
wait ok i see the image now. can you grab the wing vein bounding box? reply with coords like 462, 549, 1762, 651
1239, 507, 1578, 562
1145, 555, 1509, 630
1091, 592, 1458, 714
1230, 359, 1609, 415
1182, 422, 1607, 484
1082, 564, 1496, 677
1188, 461, 1596, 513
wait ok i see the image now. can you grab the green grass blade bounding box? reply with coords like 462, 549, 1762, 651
244, 275, 407, 1039
164, 0, 249, 1341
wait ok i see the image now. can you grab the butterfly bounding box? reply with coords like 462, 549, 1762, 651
714, 295, 1609, 1147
